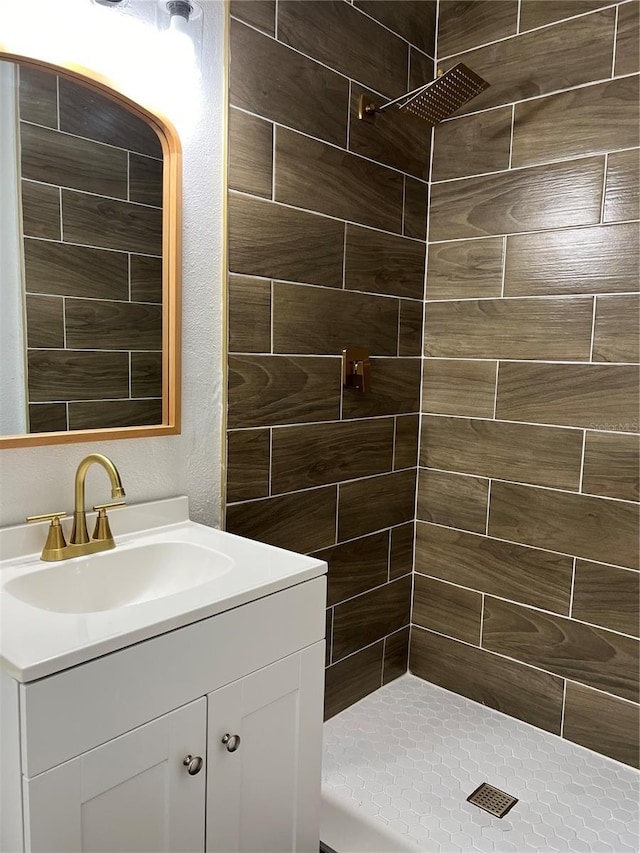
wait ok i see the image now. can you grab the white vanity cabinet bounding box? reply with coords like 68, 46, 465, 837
2, 576, 326, 853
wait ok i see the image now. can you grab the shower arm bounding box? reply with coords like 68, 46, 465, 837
360, 74, 443, 118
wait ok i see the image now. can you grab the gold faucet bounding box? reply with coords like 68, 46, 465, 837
27, 453, 126, 562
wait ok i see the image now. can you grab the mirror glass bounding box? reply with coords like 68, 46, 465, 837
0, 56, 180, 447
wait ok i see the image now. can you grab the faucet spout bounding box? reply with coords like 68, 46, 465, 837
71, 453, 126, 545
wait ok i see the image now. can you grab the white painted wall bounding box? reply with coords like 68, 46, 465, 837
0, 0, 226, 528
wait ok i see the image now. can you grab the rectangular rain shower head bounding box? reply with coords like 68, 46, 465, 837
358, 63, 490, 127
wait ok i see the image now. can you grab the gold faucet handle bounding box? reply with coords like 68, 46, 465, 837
26, 511, 67, 525
92, 502, 126, 514
26, 512, 68, 558
91, 502, 125, 542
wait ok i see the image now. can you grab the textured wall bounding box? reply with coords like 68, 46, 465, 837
224, 0, 436, 718
18, 65, 164, 432
412, 0, 640, 768
0, 0, 225, 529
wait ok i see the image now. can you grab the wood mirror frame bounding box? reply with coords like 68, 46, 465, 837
0, 50, 181, 449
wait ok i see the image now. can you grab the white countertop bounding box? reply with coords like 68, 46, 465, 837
0, 497, 326, 682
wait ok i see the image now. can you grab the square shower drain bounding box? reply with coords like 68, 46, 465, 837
467, 783, 518, 818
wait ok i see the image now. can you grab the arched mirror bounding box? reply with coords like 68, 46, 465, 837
0, 52, 181, 448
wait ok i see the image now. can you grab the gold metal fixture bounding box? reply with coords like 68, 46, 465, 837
342, 347, 371, 394
358, 63, 490, 127
27, 453, 126, 561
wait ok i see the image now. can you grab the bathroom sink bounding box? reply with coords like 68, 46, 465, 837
4, 541, 234, 613
0, 496, 327, 682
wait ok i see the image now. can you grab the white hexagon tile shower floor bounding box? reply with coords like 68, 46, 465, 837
322, 675, 639, 852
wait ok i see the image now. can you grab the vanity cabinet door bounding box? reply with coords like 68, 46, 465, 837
206, 641, 325, 853
23, 697, 206, 853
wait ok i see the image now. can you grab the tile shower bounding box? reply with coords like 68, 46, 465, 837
224, 0, 639, 837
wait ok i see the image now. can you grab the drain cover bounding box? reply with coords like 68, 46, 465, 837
467, 783, 518, 818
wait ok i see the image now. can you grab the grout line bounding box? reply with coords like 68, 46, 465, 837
560, 679, 568, 737
267, 427, 273, 497
569, 557, 577, 618
391, 416, 397, 471
479, 593, 485, 647
422, 289, 640, 303
55, 74, 61, 131
611, 3, 620, 78
19, 117, 163, 160
416, 464, 640, 505
507, 104, 515, 170
341, 223, 347, 290
62, 297, 67, 349
492, 361, 500, 419
345, 79, 352, 154
327, 573, 412, 612
229, 186, 428, 245
58, 188, 63, 241
273, 0, 278, 40
127, 253, 132, 301
437, 2, 621, 61
414, 518, 639, 575
381, 637, 387, 687
269, 280, 274, 354
485, 480, 492, 535
22, 177, 162, 211
516, 0, 522, 34
600, 153, 610, 223
578, 429, 588, 492
24, 234, 162, 259
228, 411, 637, 437
415, 569, 640, 641
334, 484, 340, 545
430, 142, 639, 184
271, 123, 276, 201
589, 296, 598, 362
499, 236, 508, 298
329, 606, 335, 665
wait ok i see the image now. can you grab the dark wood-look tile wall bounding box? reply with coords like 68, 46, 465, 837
277, 1, 409, 98
482, 598, 639, 702
572, 560, 640, 637
226, 0, 430, 714
68, 399, 162, 430
496, 363, 640, 431
426, 237, 504, 301
438, 8, 617, 116
488, 481, 640, 569
429, 157, 604, 241
437, 1, 518, 57
422, 359, 496, 417
275, 128, 404, 233
423, 296, 594, 360
410, 627, 564, 734
228, 193, 345, 287
415, 522, 573, 614
24, 240, 130, 300
413, 575, 482, 644
420, 416, 583, 490
354, 1, 436, 56
415, 0, 640, 766
615, 0, 640, 76
504, 223, 640, 297
563, 682, 640, 769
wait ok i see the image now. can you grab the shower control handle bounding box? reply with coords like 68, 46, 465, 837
222, 733, 241, 753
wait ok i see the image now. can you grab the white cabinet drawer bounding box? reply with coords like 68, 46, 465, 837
20, 577, 326, 776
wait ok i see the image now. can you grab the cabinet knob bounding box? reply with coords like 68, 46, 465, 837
183, 754, 203, 775
221, 733, 241, 753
